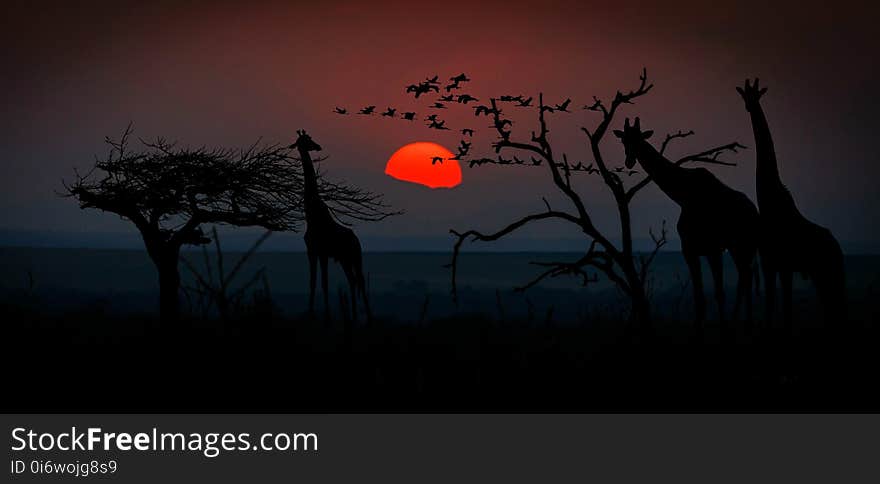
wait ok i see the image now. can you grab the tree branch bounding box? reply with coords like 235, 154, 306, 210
513, 242, 631, 295
625, 140, 746, 201
638, 220, 668, 283
445, 208, 582, 301
659, 129, 695, 155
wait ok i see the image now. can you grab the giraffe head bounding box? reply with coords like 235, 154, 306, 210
613, 117, 653, 169
736, 78, 768, 112
290, 129, 323, 153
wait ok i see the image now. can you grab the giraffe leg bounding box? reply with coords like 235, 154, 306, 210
320, 255, 330, 321
342, 263, 358, 323
707, 250, 726, 326
761, 256, 776, 328
307, 250, 317, 317
780, 269, 793, 333
683, 249, 705, 326
357, 263, 372, 324
813, 239, 847, 329
731, 258, 745, 322
814, 268, 846, 329
731, 249, 754, 325
744, 256, 754, 325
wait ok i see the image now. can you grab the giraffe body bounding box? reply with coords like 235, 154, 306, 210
615, 118, 760, 324
292, 130, 371, 322
737, 79, 845, 326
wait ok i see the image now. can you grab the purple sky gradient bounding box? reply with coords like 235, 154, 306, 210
2, 0, 878, 250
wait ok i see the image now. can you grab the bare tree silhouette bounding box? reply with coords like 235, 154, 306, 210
446, 70, 744, 327
64, 124, 394, 325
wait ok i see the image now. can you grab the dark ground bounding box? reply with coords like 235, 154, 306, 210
1, 248, 878, 412
2, 302, 877, 412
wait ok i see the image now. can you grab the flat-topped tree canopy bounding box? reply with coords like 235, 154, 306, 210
66, 125, 304, 244
66, 125, 397, 244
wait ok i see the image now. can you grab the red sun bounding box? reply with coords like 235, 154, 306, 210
385, 142, 462, 189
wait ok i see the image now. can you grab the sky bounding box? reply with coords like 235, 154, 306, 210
2, 0, 879, 251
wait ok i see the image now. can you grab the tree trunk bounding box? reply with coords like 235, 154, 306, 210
155, 245, 182, 326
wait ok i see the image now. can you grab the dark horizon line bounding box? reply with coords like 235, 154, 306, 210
2, 228, 879, 254
4, 245, 880, 257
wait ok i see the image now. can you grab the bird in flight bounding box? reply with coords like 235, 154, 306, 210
516, 97, 533, 107
500, 95, 523, 102
457, 140, 472, 159
461, 128, 474, 136
359, 105, 376, 115
427, 119, 450, 130
457, 94, 479, 104
382, 107, 397, 117
431, 156, 445, 165
439, 94, 455, 102
334, 107, 348, 115
554, 98, 572, 112
474, 104, 500, 117
401, 111, 417, 121
491, 118, 513, 137
405, 84, 421, 97
406, 81, 440, 98
430, 102, 447, 109
445, 73, 470, 92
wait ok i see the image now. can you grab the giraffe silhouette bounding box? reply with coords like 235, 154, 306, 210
615, 118, 760, 324
290, 129, 371, 322
736, 79, 846, 327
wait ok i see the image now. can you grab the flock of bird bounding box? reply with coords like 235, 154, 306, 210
332, 73, 638, 174
461, 156, 637, 175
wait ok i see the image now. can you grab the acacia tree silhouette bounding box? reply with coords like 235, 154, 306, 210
446, 70, 745, 327
64, 124, 393, 325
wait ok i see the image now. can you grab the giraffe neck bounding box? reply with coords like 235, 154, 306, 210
747, 102, 786, 206
633, 140, 691, 206
298, 148, 332, 224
